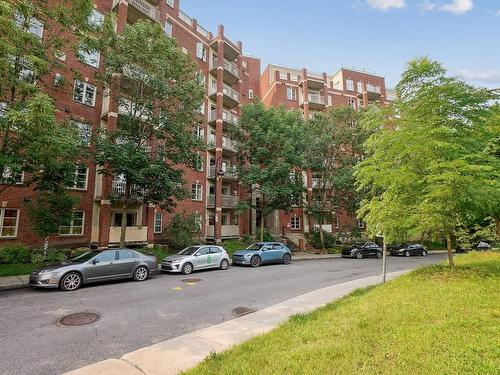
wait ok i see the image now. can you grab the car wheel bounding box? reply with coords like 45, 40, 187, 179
422, 250, 427, 257
355, 251, 363, 259
182, 262, 193, 275
376, 251, 382, 259
133, 266, 149, 281
404, 250, 410, 257
250, 256, 261, 268
219, 259, 229, 270
60, 272, 82, 291
282, 253, 292, 264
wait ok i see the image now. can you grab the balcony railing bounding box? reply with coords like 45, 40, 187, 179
206, 225, 239, 238
113, 0, 161, 23
207, 195, 238, 208
209, 109, 238, 126
111, 180, 143, 198
210, 83, 240, 103
178, 10, 193, 26
208, 165, 237, 179
308, 93, 325, 105
211, 57, 240, 79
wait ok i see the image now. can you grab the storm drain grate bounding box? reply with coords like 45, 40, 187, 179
58, 313, 99, 326
232, 307, 256, 317
182, 278, 202, 283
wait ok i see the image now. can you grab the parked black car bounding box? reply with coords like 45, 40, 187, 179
390, 243, 427, 257
342, 242, 382, 259
456, 241, 492, 253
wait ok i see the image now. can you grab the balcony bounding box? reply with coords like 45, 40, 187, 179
299, 73, 325, 91
207, 195, 238, 208
358, 84, 382, 101
209, 83, 240, 109
208, 165, 238, 180
209, 109, 238, 130
206, 225, 240, 239
112, 0, 160, 24
300, 93, 325, 110
209, 37, 240, 62
111, 179, 144, 199
207, 136, 237, 155
109, 226, 148, 244
210, 57, 240, 85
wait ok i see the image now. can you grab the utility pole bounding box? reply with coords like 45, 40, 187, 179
382, 239, 387, 283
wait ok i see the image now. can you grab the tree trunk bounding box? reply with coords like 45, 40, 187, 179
260, 210, 265, 242
495, 216, 500, 241
119, 181, 130, 248
43, 236, 49, 256
446, 231, 454, 268
319, 216, 325, 250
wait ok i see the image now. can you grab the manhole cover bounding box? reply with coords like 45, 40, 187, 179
232, 307, 256, 317
182, 278, 202, 283
59, 313, 99, 326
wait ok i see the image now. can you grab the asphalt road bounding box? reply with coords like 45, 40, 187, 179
0, 254, 447, 375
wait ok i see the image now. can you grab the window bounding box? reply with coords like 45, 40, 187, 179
0, 209, 19, 237
196, 72, 206, 87
166, 0, 175, 8
248, 89, 254, 100
59, 211, 84, 235
96, 251, 116, 262
2, 168, 23, 184
164, 20, 173, 37
191, 184, 202, 201
193, 126, 204, 139
73, 80, 96, 107
194, 214, 202, 230
79, 48, 100, 68
154, 213, 163, 233
291, 216, 300, 230
68, 165, 88, 190
113, 212, 137, 227
242, 60, 247, 69
88, 9, 104, 27
196, 247, 210, 256
54, 72, 63, 87
347, 97, 356, 109
357, 220, 365, 229
198, 102, 205, 115
357, 81, 363, 93
328, 95, 332, 106
231, 215, 238, 225
15, 12, 44, 38
194, 154, 204, 172
118, 250, 135, 260
209, 247, 222, 254
346, 79, 354, 91
70, 121, 92, 145
181, 47, 188, 54
279, 72, 288, 80
335, 216, 339, 229
221, 214, 228, 226
287, 87, 297, 101
196, 42, 207, 61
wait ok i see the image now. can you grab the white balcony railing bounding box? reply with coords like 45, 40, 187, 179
308, 93, 325, 105
109, 227, 148, 243
222, 137, 236, 152
178, 10, 193, 26
118, 0, 161, 23
111, 179, 143, 198
210, 83, 240, 103
207, 195, 238, 208
209, 109, 238, 125
206, 225, 239, 238
208, 165, 237, 179
211, 57, 240, 79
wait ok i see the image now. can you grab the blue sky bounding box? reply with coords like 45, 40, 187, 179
180, 0, 500, 89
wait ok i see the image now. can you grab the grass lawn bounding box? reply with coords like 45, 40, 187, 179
185, 251, 499, 375
0, 263, 40, 277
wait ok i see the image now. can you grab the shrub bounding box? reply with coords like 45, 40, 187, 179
307, 229, 337, 249
255, 230, 274, 242
142, 245, 169, 261
166, 213, 199, 251
30, 248, 68, 264
0, 244, 31, 264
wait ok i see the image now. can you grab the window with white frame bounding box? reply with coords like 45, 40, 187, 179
242, 60, 247, 69
357, 81, 363, 93
15, 12, 44, 38
70, 121, 92, 145
0, 208, 19, 237
166, 0, 175, 8
327, 95, 332, 106
196, 42, 207, 61
191, 184, 202, 201
248, 89, 254, 100
2, 167, 23, 184
231, 214, 238, 225
198, 101, 205, 115
346, 79, 354, 91
287, 87, 297, 101
279, 72, 288, 80
164, 20, 173, 37
88, 9, 104, 27
59, 211, 84, 235
347, 97, 356, 109
194, 213, 202, 231
194, 154, 204, 171
68, 165, 88, 190
193, 126, 204, 140
357, 219, 365, 229
79, 48, 100, 68
154, 212, 163, 233
291, 216, 300, 230
73, 80, 96, 107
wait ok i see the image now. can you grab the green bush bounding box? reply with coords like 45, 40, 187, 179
255, 230, 274, 242
0, 244, 31, 264
307, 229, 337, 249
166, 213, 199, 251
30, 248, 68, 264
142, 245, 170, 261
223, 239, 252, 256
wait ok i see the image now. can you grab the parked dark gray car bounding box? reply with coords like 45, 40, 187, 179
29, 249, 158, 291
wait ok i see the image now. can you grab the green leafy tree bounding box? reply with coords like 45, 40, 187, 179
355, 58, 499, 266
233, 103, 306, 241
94, 20, 205, 247
305, 106, 369, 249
165, 213, 200, 251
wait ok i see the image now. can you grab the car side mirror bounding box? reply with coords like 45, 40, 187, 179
92, 259, 99, 265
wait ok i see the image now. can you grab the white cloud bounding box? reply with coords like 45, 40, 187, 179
457, 69, 500, 84
419, 1, 437, 11
496, 9, 500, 16
366, 0, 407, 10
439, 0, 474, 15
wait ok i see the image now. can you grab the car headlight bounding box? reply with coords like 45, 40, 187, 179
39, 269, 54, 275
244, 254, 252, 258
171, 259, 182, 264
398, 249, 404, 253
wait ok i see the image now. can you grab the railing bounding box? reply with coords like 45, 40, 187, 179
211, 57, 240, 79
208, 165, 237, 179
196, 24, 210, 39
128, 0, 161, 23
111, 180, 143, 198
366, 84, 381, 94
210, 83, 240, 103
207, 195, 238, 208
207, 136, 235, 152
308, 93, 325, 105
178, 10, 192, 26
109, 227, 148, 243
209, 109, 238, 125
206, 225, 239, 237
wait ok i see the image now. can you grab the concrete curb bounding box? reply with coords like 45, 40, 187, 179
0, 275, 29, 291
64, 270, 410, 375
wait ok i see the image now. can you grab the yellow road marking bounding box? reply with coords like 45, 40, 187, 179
186, 282, 197, 286
173, 286, 182, 291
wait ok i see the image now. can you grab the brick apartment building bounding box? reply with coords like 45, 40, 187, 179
0, 0, 388, 249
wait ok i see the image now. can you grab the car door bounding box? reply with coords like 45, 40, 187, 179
114, 250, 137, 277
365, 243, 377, 256
259, 244, 274, 263
85, 250, 117, 281
269, 244, 285, 262
194, 247, 211, 269
209, 247, 223, 268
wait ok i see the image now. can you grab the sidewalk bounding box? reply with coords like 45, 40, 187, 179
0, 275, 29, 291
64, 270, 409, 375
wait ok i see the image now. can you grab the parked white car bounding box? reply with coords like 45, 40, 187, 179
160, 245, 230, 275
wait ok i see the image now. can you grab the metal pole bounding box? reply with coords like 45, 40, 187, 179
382, 238, 387, 283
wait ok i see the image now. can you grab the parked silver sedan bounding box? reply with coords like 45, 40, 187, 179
161, 245, 229, 275
29, 249, 158, 291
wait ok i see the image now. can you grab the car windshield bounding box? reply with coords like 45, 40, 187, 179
71, 251, 100, 263
246, 243, 264, 251
178, 246, 199, 256
350, 243, 364, 249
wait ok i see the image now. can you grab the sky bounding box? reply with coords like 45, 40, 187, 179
180, 0, 500, 89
